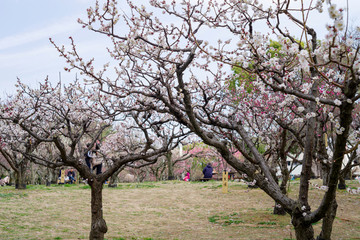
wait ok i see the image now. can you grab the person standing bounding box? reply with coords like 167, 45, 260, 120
84, 140, 102, 175
91, 150, 102, 175
84, 143, 94, 170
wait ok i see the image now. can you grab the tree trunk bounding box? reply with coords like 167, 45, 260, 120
109, 166, 124, 188
274, 130, 289, 216
9, 170, 15, 186
292, 216, 315, 240
317, 199, 338, 240
51, 168, 58, 184
294, 224, 315, 240
88, 179, 108, 240
273, 176, 287, 215
337, 176, 346, 190
321, 162, 330, 186
274, 168, 289, 215
30, 162, 36, 185
15, 164, 27, 189
166, 152, 175, 180
273, 202, 286, 215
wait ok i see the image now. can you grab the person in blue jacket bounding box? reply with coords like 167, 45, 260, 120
203, 163, 213, 179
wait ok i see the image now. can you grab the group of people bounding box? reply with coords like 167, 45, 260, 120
183, 163, 214, 181
58, 168, 76, 184
57, 140, 103, 185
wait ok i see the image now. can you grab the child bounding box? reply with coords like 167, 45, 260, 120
183, 172, 190, 181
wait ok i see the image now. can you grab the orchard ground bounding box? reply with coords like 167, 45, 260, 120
0, 180, 359, 240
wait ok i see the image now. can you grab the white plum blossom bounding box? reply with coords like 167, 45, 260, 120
298, 50, 310, 72
301, 83, 311, 93
336, 127, 345, 135
328, 4, 341, 19
288, 43, 299, 54
334, 19, 344, 31
334, 99, 342, 106
293, 118, 304, 124
306, 112, 317, 119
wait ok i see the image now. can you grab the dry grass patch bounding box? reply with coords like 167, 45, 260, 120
0, 180, 359, 240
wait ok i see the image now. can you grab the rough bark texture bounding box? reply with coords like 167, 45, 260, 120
108, 166, 124, 188
166, 152, 175, 180
15, 164, 27, 189
292, 206, 315, 240
337, 177, 346, 189
273, 202, 287, 215
274, 176, 288, 215
89, 179, 107, 240
273, 129, 289, 216
317, 199, 338, 240
294, 222, 315, 240
321, 163, 330, 186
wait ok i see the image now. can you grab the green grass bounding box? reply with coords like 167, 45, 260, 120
114, 183, 159, 190
0, 192, 15, 198
0, 192, 28, 199
208, 209, 289, 228
26, 185, 52, 190
208, 215, 220, 223
208, 212, 245, 226
258, 221, 277, 225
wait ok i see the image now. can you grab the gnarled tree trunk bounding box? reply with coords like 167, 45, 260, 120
317, 199, 338, 240
294, 223, 315, 240
15, 162, 28, 189
292, 213, 315, 240
88, 179, 107, 240
166, 152, 175, 180
108, 166, 124, 188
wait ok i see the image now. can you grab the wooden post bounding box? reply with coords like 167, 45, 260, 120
58, 169, 65, 184
222, 170, 228, 194
76, 170, 79, 185
324, 133, 328, 148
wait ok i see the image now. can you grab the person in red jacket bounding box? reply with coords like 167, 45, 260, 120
183, 172, 190, 181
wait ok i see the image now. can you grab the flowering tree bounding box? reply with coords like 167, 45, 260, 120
0, 81, 58, 189
173, 143, 240, 180
0, 123, 37, 189
0, 79, 185, 239
0, 155, 11, 177
52, 0, 360, 239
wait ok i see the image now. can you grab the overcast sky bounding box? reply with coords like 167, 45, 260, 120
0, 0, 359, 99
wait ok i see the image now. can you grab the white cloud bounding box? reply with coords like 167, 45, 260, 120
0, 16, 81, 51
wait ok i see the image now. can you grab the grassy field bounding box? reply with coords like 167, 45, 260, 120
0, 179, 359, 240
